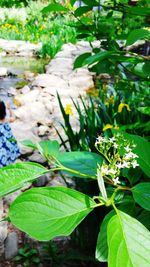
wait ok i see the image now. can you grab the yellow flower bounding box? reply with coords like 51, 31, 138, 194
118, 103, 131, 113
64, 104, 74, 116
103, 124, 113, 131
105, 95, 114, 106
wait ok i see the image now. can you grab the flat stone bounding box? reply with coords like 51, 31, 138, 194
0, 39, 41, 56
0, 67, 7, 77
14, 89, 40, 105
32, 74, 68, 88
0, 222, 8, 256
14, 101, 51, 125
38, 125, 51, 137
28, 151, 47, 164
33, 173, 50, 187
69, 75, 94, 91
5, 232, 18, 260
20, 85, 31, 94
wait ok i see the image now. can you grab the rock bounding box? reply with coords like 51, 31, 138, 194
8, 87, 17, 96
0, 222, 8, 256
24, 71, 35, 80
20, 85, 30, 94
69, 74, 94, 91
28, 151, 47, 165
14, 102, 51, 125
0, 39, 41, 56
0, 67, 7, 77
33, 173, 50, 187
5, 232, 18, 260
38, 125, 50, 137
11, 121, 40, 155
0, 199, 7, 256
4, 190, 22, 205
14, 89, 40, 105
46, 58, 73, 75
32, 74, 68, 89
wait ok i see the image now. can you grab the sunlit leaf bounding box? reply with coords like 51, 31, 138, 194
132, 183, 150, 211
107, 210, 150, 267
0, 162, 48, 197
9, 187, 95, 241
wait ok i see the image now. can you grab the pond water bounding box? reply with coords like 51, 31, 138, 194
0, 56, 48, 103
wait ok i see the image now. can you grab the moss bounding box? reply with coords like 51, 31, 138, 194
15, 79, 28, 89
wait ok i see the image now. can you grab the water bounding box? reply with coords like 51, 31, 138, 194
0, 55, 48, 103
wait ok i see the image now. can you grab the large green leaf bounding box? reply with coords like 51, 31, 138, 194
138, 210, 150, 230
126, 29, 150, 46
56, 151, 103, 178
82, 0, 99, 6
36, 140, 60, 159
70, 0, 76, 6
84, 51, 114, 66
74, 53, 91, 69
123, 133, 150, 177
74, 6, 91, 17
132, 183, 150, 211
0, 162, 48, 197
21, 139, 37, 150
42, 3, 68, 14
96, 211, 115, 262
9, 187, 95, 241
142, 61, 150, 77
107, 210, 150, 267
138, 107, 150, 116
124, 6, 150, 16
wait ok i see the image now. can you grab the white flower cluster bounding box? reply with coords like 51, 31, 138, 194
95, 134, 139, 186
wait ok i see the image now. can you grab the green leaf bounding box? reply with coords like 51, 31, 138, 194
96, 211, 115, 262
56, 151, 103, 178
74, 53, 91, 69
133, 62, 149, 78
138, 210, 150, 230
36, 140, 60, 160
107, 210, 150, 267
9, 187, 95, 241
143, 61, 150, 77
70, 0, 76, 6
138, 107, 150, 116
123, 133, 150, 177
82, 0, 99, 6
21, 139, 37, 150
0, 162, 48, 197
132, 183, 150, 211
126, 29, 150, 46
84, 51, 114, 66
42, 3, 68, 14
125, 6, 150, 16
74, 6, 91, 17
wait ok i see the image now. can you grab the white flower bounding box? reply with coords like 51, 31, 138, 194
108, 168, 117, 175
96, 136, 105, 142
116, 162, 124, 169
124, 152, 138, 160
122, 162, 130, 168
112, 177, 121, 185
125, 145, 131, 152
101, 165, 109, 175
131, 160, 139, 168
114, 143, 118, 149
109, 137, 116, 143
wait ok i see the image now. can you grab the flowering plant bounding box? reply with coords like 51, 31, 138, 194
0, 132, 150, 267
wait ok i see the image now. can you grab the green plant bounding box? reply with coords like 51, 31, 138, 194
0, 135, 150, 266
14, 244, 40, 266
42, 0, 150, 79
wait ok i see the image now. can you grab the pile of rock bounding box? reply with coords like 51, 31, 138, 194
12, 41, 97, 156
0, 39, 41, 57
